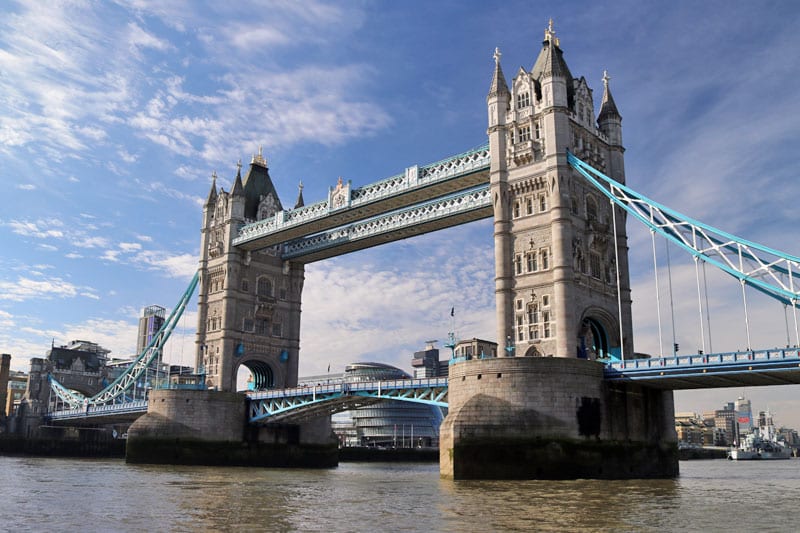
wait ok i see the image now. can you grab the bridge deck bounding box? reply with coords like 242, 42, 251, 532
604, 348, 800, 389
233, 146, 489, 251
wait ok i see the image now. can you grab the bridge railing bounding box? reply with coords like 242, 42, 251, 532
247, 377, 449, 400
234, 144, 490, 244
608, 348, 800, 371
47, 399, 148, 420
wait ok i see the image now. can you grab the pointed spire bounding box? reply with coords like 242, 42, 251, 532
230, 159, 244, 196
531, 18, 572, 80
205, 171, 218, 206
294, 181, 305, 209
598, 70, 621, 120
488, 47, 510, 98
251, 145, 267, 167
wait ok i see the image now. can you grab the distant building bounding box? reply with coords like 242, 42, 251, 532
735, 396, 753, 432
453, 338, 498, 359
47, 340, 109, 373
137, 305, 166, 355
5, 370, 28, 416
411, 341, 447, 378
300, 362, 444, 448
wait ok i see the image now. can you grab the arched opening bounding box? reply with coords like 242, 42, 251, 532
236, 360, 275, 392
577, 317, 611, 360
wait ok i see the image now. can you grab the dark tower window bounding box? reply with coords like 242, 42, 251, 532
257, 277, 273, 300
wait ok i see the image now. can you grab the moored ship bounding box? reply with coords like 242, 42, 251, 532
728, 414, 793, 460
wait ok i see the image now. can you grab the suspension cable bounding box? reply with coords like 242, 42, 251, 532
741, 279, 752, 351
611, 199, 625, 361
789, 263, 800, 346
651, 228, 664, 357
666, 240, 678, 355
702, 261, 713, 354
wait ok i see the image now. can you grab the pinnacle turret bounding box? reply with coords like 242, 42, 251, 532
294, 181, 305, 209
598, 70, 621, 121
205, 171, 218, 206
488, 47, 510, 99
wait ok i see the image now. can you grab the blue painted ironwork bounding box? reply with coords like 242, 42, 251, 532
233, 144, 490, 248
604, 348, 800, 388
281, 185, 491, 260
247, 378, 448, 423
48, 271, 200, 410
47, 400, 149, 421
567, 151, 800, 308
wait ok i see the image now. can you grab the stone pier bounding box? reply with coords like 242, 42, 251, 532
440, 357, 678, 479
126, 389, 338, 468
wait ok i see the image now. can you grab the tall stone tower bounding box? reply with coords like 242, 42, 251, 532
440, 23, 677, 480
196, 149, 305, 392
490, 21, 632, 361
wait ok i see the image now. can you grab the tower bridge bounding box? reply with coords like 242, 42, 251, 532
36, 21, 800, 478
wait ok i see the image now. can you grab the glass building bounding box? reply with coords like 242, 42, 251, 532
337, 362, 444, 448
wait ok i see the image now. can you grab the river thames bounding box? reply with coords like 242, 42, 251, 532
2, 457, 799, 531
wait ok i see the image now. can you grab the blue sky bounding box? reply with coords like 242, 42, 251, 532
2, 1, 800, 426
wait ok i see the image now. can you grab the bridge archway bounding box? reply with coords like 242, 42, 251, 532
236, 359, 276, 392
577, 310, 617, 360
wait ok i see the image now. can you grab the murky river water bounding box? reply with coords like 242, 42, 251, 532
2, 457, 799, 531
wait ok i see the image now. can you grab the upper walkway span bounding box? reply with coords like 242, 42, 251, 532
232, 145, 489, 255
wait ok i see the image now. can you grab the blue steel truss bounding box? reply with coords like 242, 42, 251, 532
604, 348, 800, 389
48, 272, 199, 410
568, 152, 800, 307
281, 185, 491, 260
247, 378, 448, 423
233, 144, 490, 249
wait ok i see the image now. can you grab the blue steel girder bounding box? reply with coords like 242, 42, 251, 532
567, 152, 800, 307
604, 348, 800, 389
47, 272, 199, 410
247, 378, 449, 424
280, 185, 492, 262
233, 144, 490, 251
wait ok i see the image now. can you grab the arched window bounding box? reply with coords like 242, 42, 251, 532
586, 196, 598, 222
257, 277, 273, 299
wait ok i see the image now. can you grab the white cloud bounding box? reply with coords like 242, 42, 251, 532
16, 184, 35, 190
0, 275, 96, 302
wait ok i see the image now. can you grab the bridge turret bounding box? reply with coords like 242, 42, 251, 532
487, 47, 514, 352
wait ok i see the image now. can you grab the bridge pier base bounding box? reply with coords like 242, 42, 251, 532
440, 357, 678, 479
126, 389, 337, 468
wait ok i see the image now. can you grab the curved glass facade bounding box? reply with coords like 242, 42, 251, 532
336, 362, 443, 448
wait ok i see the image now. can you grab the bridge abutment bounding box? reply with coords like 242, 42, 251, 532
439, 357, 678, 479
126, 389, 337, 467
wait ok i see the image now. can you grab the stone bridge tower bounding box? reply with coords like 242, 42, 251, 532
489, 21, 632, 361
441, 22, 676, 480
196, 149, 305, 392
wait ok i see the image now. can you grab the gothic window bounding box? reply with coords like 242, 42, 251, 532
539, 194, 547, 212
543, 311, 552, 338
256, 318, 270, 336
279, 284, 287, 300
542, 294, 550, 307
517, 315, 524, 341
526, 252, 536, 273
516, 92, 530, 109
526, 197, 533, 215
515, 254, 523, 275
587, 196, 598, 223
571, 197, 579, 215
590, 252, 602, 279
513, 200, 521, 218
243, 318, 254, 332
541, 249, 549, 270
257, 277, 273, 300
241, 278, 249, 292
516, 299, 523, 311
534, 121, 541, 140
272, 322, 283, 337
518, 126, 531, 142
